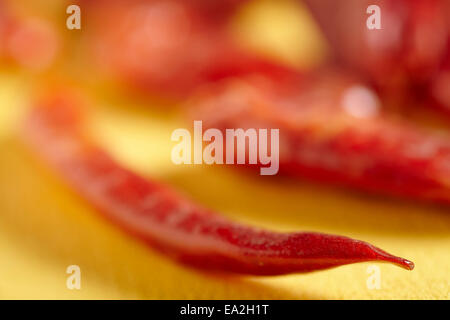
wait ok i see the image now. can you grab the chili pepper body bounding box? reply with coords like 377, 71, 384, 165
190, 73, 450, 205
21, 92, 413, 275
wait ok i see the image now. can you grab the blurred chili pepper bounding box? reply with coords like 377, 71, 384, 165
303, 0, 450, 106
20, 91, 413, 275
0, 1, 58, 70
190, 72, 450, 205
82, 0, 299, 99
303, 0, 449, 84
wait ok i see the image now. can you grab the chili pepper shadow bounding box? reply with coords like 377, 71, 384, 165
0, 137, 324, 299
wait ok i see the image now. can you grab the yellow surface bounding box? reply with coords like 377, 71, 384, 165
0, 73, 449, 300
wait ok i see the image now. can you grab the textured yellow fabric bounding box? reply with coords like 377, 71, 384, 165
0, 73, 449, 300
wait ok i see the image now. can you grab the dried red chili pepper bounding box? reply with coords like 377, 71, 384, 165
20, 91, 413, 275
190, 72, 450, 205
83, 0, 299, 99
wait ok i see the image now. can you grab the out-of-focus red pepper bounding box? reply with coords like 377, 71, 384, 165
190, 72, 450, 205
82, 0, 299, 99
302, 0, 450, 113
303, 0, 449, 89
20, 91, 413, 275
0, 1, 58, 70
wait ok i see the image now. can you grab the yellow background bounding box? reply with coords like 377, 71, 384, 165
0, 0, 449, 299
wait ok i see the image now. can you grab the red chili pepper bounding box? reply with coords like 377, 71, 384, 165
20, 92, 413, 275
189, 73, 450, 205
83, 0, 299, 99
303, 0, 449, 95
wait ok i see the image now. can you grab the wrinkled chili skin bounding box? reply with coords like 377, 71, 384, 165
21, 92, 413, 275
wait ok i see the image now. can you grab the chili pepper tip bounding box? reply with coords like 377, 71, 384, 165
399, 259, 415, 271
379, 252, 414, 270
